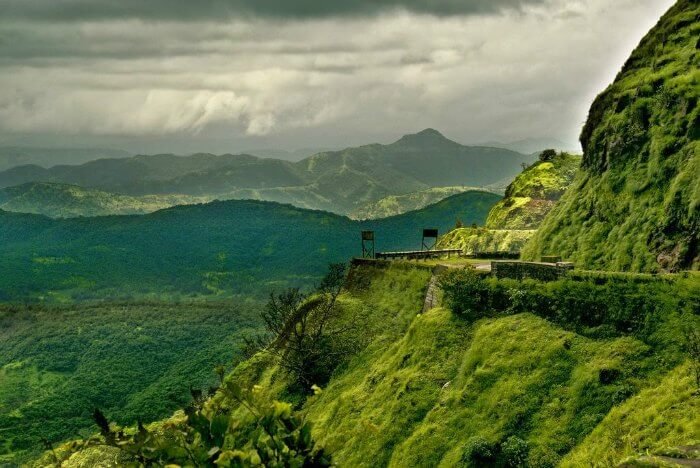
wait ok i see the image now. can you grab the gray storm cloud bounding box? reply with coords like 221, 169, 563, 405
1, 0, 546, 21
0, 0, 676, 152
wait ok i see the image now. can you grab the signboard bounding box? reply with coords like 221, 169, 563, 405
422, 229, 439, 238
362, 230, 375, 241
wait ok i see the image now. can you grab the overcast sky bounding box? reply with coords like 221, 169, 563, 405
0, 0, 675, 154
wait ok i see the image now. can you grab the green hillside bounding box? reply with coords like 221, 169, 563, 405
40, 261, 700, 467
0, 130, 529, 215
350, 186, 486, 220
523, 0, 699, 272
0, 191, 500, 302
485, 152, 580, 230
0, 182, 208, 218
436, 152, 579, 256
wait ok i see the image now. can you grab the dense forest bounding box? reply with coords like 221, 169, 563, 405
0, 191, 499, 302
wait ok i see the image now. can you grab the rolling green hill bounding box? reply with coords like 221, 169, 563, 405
0, 190, 500, 302
0, 182, 208, 218
523, 0, 699, 272
350, 186, 487, 220
0, 130, 529, 215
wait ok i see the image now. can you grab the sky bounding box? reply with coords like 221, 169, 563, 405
0, 0, 675, 155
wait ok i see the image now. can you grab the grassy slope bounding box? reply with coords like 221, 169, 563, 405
437, 227, 535, 254
36, 263, 699, 467
0, 301, 261, 465
210, 264, 697, 467
523, 1, 700, 272
485, 153, 580, 230
436, 152, 578, 255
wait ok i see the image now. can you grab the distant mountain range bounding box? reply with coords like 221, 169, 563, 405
0, 146, 132, 172
0, 129, 532, 216
0, 190, 500, 301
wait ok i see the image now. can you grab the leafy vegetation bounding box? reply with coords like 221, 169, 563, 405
222, 262, 698, 467
436, 151, 579, 256
245, 264, 360, 392
26, 259, 700, 467
0, 192, 499, 302
37, 383, 331, 467
523, 0, 700, 272
0, 301, 261, 465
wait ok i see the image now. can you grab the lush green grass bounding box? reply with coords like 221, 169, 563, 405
523, 1, 699, 272
485, 152, 580, 229
562, 362, 699, 467
436, 152, 578, 255
0, 301, 261, 465
0, 193, 499, 302
437, 227, 536, 254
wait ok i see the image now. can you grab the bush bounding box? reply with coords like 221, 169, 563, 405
439, 268, 492, 320
462, 436, 497, 466
43, 381, 332, 467
501, 436, 529, 467
539, 149, 557, 162
441, 272, 695, 344
527, 446, 560, 468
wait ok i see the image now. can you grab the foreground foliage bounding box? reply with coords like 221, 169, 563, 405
41, 382, 330, 467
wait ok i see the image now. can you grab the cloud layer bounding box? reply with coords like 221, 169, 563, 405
1, 0, 545, 21
0, 0, 675, 152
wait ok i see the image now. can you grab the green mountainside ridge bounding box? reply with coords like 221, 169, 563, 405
523, 0, 699, 272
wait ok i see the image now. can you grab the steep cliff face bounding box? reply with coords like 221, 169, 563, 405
523, 0, 699, 272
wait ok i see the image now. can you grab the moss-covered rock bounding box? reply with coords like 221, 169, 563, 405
523, 1, 700, 272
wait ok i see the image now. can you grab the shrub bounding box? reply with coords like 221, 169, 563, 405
439, 268, 492, 320
527, 446, 560, 468
43, 381, 331, 467
539, 149, 557, 162
501, 436, 529, 468
462, 436, 497, 466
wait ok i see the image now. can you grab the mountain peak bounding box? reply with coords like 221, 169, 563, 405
394, 128, 453, 146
